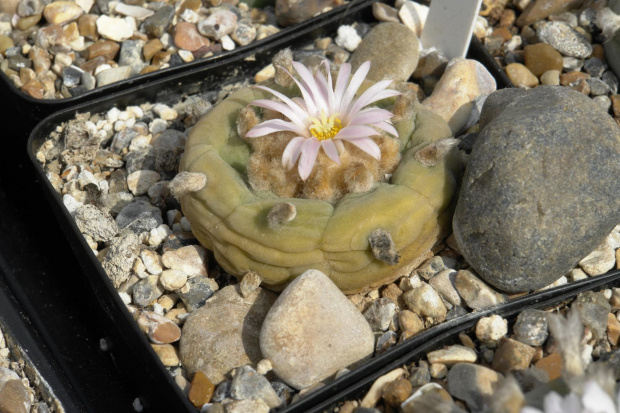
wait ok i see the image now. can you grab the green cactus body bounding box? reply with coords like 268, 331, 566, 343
179, 82, 460, 294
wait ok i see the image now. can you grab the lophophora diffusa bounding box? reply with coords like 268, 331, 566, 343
237, 50, 407, 204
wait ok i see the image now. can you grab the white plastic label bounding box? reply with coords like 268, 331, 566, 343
420, 0, 483, 59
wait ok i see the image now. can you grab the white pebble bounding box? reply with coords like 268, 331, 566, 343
149, 118, 168, 134
398, 1, 428, 37
129, 135, 152, 152
96, 119, 108, 129
221, 34, 235, 51
125, 117, 136, 128
85, 121, 98, 134
127, 106, 144, 118
180, 216, 192, 232
149, 224, 172, 247
504, 35, 522, 52
153, 104, 178, 121
62, 194, 83, 216
167, 209, 182, 227
96, 15, 134, 42
153, 302, 165, 315
114, 120, 127, 132
180, 9, 199, 23
141, 249, 163, 275
94, 63, 112, 75
178, 50, 194, 63
119, 291, 132, 305
107, 107, 121, 123
118, 110, 131, 121
335, 25, 362, 52
475, 315, 507, 342
127, 170, 161, 196
256, 359, 273, 375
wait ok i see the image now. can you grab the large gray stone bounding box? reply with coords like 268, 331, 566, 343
348, 22, 419, 82
179, 285, 277, 384
454, 86, 620, 292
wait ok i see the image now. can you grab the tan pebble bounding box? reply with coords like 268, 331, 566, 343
427, 345, 477, 366
127, 170, 161, 196
540, 69, 560, 86
611, 288, 620, 309
143, 38, 163, 62
188, 371, 215, 407
256, 359, 273, 375
0, 35, 15, 56
360, 367, 406, 408
492, 338, 536, 374
382, 378, 412, 406
156, 294, 178, 311
16, 13, 41, 30
592, 43, 605, 63
491, 26, 512, 43
151, 343, 179, 366
174, 22, 209, 52
560, 71, 590, 86
160, 269, 188, 291
43, 1, 83, 25
78, 14, 99, 40
140, 65, 159, 74
138, 311, 181, 344
516, 0, 582, 27
534, 352, 562, 381
569, 78, 590, 95
459, 332, 476, 349
254, 64, 275, 83
36, 24, 67, 49
608, 313, 620, 346
524, 43, 563, 77
612, 95, 620, 119
21, 79, 45, 99
96, 15, 133, 42
239, 271, 262, 297
338, 401, 359, 413
429, 363, 448, 379
498, 8, 516, 27
398, 310, 424, 335
162, 245, 208, 277
315, 37, 331, 50
165, 307, 187, 325
84, 39, 120, 60
505, 63, 539, 88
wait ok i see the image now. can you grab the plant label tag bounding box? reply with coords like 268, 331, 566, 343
420, 0, 483, 59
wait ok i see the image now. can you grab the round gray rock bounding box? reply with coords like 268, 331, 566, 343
348, 22, 419, 82
454, 86, 620, 292
179, 285, 277, 384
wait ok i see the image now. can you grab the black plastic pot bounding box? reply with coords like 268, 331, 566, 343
2, 0, 398, 143
25, 6, 513, 411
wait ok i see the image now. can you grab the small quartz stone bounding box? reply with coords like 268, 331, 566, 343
127, 170, 161, 196
43, 1, 83, 25
403, 283, 447, 321
160, 269, 188, 291
96, 15, 133, 42
162, 245, 208, 277
476, 315, 508, 343
505, 63, 539, 88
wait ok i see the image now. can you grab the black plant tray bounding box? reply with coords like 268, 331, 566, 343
0, 272, 85, 412
298, 269, 620, 413
1, 0, 379, 143
24, 7, 511, 411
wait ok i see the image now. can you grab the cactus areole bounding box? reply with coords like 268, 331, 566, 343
179, 58, 461, 294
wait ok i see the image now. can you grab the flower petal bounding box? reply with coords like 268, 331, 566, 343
322, 60, 336, 112
279, 66, 318, 116
312, 69, 330, 113
372, 121, 399, 137
345, 80, 400, 119
298, 138, 320, 180
581, 381, 616, 413
339, 61, 370, 115
344, 137, 381, 160
321, 139, 341, 164
348, 107, 396, 126
246, 119, 306, 137
334, 62, 351, 107
254, 85, 309, 124
281, 136, 306, 170
251, 99, 307, 129
292, 61, 325, 114
335, 125, 380, 140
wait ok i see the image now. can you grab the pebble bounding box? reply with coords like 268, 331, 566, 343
95, 65, 132, 87
513, 309, 549, 346
492, 338, 536, 373
505, 62, 539, 87
402, 283, 447, 322
446, 363, 503, 412
335, 25, 361, 52
475, 315, 508, 343
102, 231, 140, 288
422, 58, 497, 134
579, 243, 616, 276
427, 345, 477, 366
0, 368, 31, 413
398, 310, 424, 335
454, 86, 620, 292
43, 1, 82, 25
180, 285, 277, 384
230, 365, 281, 408
454, 270, 506, 309
516, 0, 583, 27
259, 270, 374, 390
225, 399, 269, 413
363, 298, 397, 332
137, 310, 181, 344
523, 43, 563, 77
536, 21, 593, 58
116, 200, 163, 234
74, 204, 118, 242
428, 269, 461, 307
162, 245, 208, 277
238, 271, 261, 298
540, 69, 560, 86
159, 269, 188, 291
151, 343, 179, 366
372, 2, 399, 24
96, 15, 133, 42
197, 10, 237, 40
275, 0, 337, 26
574, 291, 612, 341
188, 371, 215, 407
348, 22, 419, 82
176, 276, 218, 312
127, 170, 161, 196
398, 0, 427, 36
133, 274, 164, 306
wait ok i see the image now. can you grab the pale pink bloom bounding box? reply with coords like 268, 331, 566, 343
521, 381, 619, 413
245, 59, 400, 180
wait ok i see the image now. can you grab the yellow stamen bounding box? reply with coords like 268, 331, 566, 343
309, 110, 342, 141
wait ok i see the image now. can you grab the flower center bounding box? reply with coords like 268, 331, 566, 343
308, 110, 342, 141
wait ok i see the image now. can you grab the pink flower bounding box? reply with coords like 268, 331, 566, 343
245, 59, 400, 180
